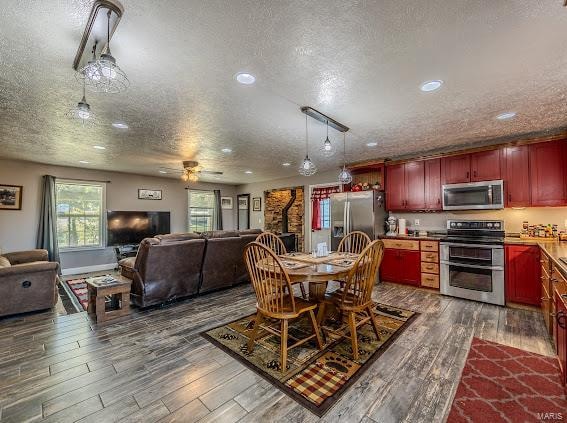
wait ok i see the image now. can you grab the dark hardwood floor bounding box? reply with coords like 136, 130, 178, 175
0, 282, 553, 423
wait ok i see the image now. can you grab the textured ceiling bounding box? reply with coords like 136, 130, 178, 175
1, 0, 567, 184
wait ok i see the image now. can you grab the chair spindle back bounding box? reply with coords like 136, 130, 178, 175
341, 240, 384, 308
256, 232, 287, 255
338, 231, 371, 255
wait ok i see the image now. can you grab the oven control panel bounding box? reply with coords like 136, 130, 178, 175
447, 220, 503, 231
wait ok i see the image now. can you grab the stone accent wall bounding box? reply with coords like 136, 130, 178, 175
264, 187, 304, 251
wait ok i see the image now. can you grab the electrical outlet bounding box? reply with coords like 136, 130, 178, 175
414, 219, 420, 227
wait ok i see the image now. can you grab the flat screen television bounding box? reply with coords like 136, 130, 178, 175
107, 211, 171, 246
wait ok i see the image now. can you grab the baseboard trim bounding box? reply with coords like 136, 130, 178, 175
62, 263, 117, 276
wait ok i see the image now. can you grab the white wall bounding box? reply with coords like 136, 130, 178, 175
0, 159, 237, 270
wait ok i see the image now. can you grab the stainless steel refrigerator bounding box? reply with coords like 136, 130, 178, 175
330, 191, 386, 251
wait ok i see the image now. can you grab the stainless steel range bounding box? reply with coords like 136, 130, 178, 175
440, 220, 505, 306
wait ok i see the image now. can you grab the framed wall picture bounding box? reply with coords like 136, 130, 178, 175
252, 197, 261, 211
138, 189, 162, 200
0, 184, 22, 210
221, 196, 233, 209
238, 196, 249, 210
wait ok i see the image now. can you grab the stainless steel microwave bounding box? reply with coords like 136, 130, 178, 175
442, 180, 504, 210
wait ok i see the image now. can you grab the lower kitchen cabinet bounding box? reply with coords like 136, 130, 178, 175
555, 293, 567, 386
380, 248, 421, 286
505, 245, 541, 306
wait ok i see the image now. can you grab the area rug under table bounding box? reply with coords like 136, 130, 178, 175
202, 302, 417, 416
63, 277, 90, 311
448, 337, 567, 422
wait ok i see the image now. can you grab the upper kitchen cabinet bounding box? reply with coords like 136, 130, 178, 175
385, 161, 425, 210
424, 158, 442, 210
529, 140, 566, 206
441, 154, 470, 184
470, 149, 502, 182
503, 145, 531, 207
441, 150, 502, 184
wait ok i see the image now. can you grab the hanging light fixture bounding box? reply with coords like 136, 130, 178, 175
298, 114, 317, 176
80, 10, 129, 93
66, 79, 97, 127
320, 120, 335, 157
338, 132, 353, 184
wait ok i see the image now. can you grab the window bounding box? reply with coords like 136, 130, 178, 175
56, 181, 105, 249
188, 190, 217, 232
320, 198, 331, 229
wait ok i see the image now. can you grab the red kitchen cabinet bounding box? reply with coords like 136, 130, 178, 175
380, 249, 399, 283
471, 149, 502, 182
505, 245, 541, 306
386, 161, 425, 210
530, 140, 566, 206
555, 294, 567, 387
424, 158, 442, 210
379, 249, 421, 286
404, 161, 425, 210
441, 154, 470, 184
504, 145, 531, 207
386, 164, 406, 210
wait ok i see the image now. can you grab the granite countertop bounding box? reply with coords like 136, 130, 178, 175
378, 233, 447, 242
539, 242, 567, 279
504, 237, 560, 245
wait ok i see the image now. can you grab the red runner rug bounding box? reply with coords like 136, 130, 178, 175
448, 337, 566, 422
64, 278, 89, 311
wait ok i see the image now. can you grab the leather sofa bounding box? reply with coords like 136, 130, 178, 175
119, 233, 206, 308
0, 249, 59, 318
119, 229, 262, 307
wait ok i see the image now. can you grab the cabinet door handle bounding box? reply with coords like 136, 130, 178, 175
473, 171, 477, 178
508, 193, 512, 202
466, 171, 470, 179
558, 311, 566, 329
437, 198, 441, 204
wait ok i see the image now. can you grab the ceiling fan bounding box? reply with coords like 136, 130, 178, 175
159, 161, 223, 182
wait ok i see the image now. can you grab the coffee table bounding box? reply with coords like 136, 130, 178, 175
86, 275, 131, 324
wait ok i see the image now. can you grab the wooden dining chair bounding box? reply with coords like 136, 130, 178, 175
337, 231, 371, 255
244, 242, 323, 373
255, 232, 307, 299
335, 231, 372, 288
317, 240, 384, 361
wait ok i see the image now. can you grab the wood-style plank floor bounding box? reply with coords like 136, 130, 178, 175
0, 282, 553, 423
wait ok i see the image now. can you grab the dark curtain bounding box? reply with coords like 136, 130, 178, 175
214, 189, 223, 230
36, 175, 60, 270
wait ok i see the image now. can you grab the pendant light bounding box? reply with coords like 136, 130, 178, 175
66, 79, 97, 127
319, 120, 335, 157
298, 114, 317, 176
81, 10, 129, 93
338, 132, 353, 184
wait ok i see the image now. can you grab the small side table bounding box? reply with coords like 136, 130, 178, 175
86, 275, 131, 324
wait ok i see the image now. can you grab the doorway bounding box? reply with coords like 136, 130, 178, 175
237, 194, 250, 230
308, 183, 341, 253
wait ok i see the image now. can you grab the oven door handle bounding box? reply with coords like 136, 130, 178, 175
440, 260, 504, 271
440, 242, 503, 249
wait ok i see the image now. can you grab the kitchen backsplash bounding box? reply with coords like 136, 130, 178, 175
392, 207, 567, 233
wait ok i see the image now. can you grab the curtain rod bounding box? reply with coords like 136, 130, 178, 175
56, 177, 111, 184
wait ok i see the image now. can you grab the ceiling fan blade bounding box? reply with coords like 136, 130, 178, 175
200, 170, 223, 175
159, 167, 185, 174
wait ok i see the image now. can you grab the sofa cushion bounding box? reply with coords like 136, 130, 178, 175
0, 256, 11, 268
201, 230, 240, 239
155, 233, 202, 243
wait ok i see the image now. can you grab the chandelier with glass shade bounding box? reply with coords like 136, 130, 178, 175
298, 114, 317, 176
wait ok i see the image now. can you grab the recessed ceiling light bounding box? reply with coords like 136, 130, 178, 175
282, 162, 291, 166
496, 112, 516, 120
112, 122, 129, 129
235, 72, 256, 85
221, 148, 232, 153
420, 80, 443, 92
79, 160, 90, 164
244, 170, 253, 174
159, 170, 167, 174
93, 145, 106, 150
366, 142, 378, 147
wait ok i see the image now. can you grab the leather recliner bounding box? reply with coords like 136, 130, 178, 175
0, 249, 59, 318
119, 233, 206, 307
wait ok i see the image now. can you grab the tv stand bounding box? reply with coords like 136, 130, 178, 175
114, 244, 139, 263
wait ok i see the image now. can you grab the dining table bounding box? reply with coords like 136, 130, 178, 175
277, 251, 359, 301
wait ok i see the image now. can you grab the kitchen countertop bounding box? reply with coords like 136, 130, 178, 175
378, 234, 446, 242
539, 242, 567, 280
504, 237, 560, 245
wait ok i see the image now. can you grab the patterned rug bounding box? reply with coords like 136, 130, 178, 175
202, 302, 417, 416
448, 337, 567, 422
63, 277, 90, 311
